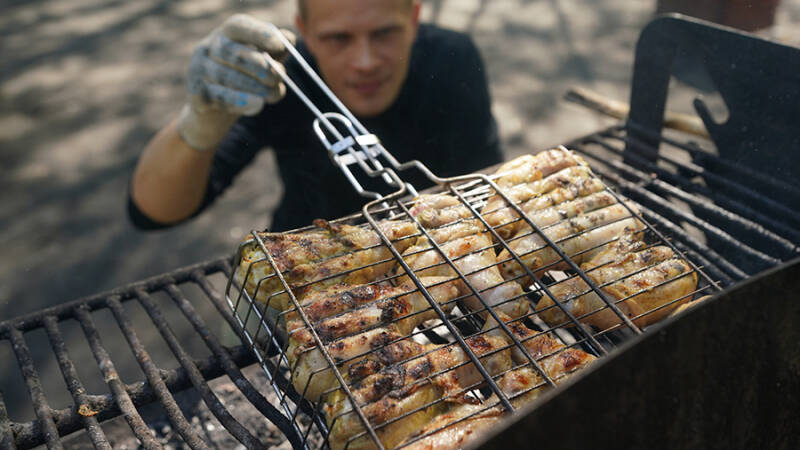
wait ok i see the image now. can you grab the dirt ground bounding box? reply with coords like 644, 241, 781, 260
1, 0, 799, 437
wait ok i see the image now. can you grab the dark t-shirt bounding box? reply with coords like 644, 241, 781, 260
129, 24, 502, 231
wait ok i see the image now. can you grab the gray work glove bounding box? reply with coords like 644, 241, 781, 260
177, 14, 295, 151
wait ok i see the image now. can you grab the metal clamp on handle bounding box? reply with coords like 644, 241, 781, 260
263, 24, 418, 199
312, 113, 411, 199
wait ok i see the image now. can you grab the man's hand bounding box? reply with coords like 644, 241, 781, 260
178, 14, 295, 151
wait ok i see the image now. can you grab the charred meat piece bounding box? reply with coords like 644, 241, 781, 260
483, 165, 603, 239
399, 318, 595, 450
536, 232, 698, 329
324, 334, 512, 450
498, 202, 644, 285
491, 147, 584, 188
234, 219, 418, 310
404, 195, 529, 320
287, 277, 460, 401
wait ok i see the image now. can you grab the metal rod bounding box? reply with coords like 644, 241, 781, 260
42, 316, 113, 450
224, 271, 323, 448
592, 162, 779, 269
134, 288, 267, 450
0, 258, 224, 334
0, 392, 17, 450
611, 125, 800, 228
164, 283, 303, 449
8, 327, 64, 450
73, 305, 163, 450
249, 230, 384, 448
106, 296, 210, 450
582, 137, 799, 256
587, 135, 800, 247
625, 122, 800, 209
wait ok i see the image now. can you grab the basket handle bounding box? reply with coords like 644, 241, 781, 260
263, 23, 418, 199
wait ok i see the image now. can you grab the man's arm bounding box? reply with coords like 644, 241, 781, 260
129, 15, 293, 228
131, 117, 215, 224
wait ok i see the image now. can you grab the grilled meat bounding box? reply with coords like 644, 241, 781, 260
501, 317, 596, 377
404, 196, 529, 319
492, 147, 584, 188
287, 277, 460, 400
483, 165, 604, 238
396, 365, 546, 450
578, 228, 647, 270
234, 219, 418, 310
409, 150, 589, 236
498, 202, 644, 285
400, 319, 595, 450
287, 277, 458, 344
398, 401, 501, 450
409, 194, 476, 230
536, 235, 698, 329
289, 327, 423, 401
324, 334, 512, 450
228, 145, 704, 450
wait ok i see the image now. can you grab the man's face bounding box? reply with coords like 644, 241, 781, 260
297, 0, 420, 117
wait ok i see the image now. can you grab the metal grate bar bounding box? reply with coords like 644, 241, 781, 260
692, 150, 800, 206
8, 327, 64, 450
625, 123, 800, 210
639, 205, 747, 281
583, 138, 799, 256
222, 265, 326, 449
41, 316, 112, 450
0, 259, 225, 334
10, 344, 260, 449
361, 201, 518, 411
617, 126, 800, 228
0, 392, 17, 450
593, 135, 800, 246
249, 230, 383, 449
73, 305, 163, 450
105, 296, 210, 450
134, 288, 267, 449
577, 152, 779, 271
163, 283, 302, 448
193, 269, 253, 345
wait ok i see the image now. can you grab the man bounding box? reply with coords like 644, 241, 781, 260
130, 0, 502, 231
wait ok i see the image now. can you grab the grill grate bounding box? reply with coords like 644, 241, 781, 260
227, 125, 745, 447
0, 259, 299, 449
1, 123, 797, 449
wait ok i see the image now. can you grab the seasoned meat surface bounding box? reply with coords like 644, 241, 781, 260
226, 148, 703, 449
537, 231, 698, 329
234, 219, 419, 310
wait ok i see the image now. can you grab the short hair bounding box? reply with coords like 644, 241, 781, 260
297, 0, 414, 21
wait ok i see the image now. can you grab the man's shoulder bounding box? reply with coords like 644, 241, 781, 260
415, 24, 479, 60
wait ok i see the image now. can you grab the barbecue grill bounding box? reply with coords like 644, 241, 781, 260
2, 14, 799, 450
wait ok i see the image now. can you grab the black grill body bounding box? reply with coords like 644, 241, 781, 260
477, 258, 800, 450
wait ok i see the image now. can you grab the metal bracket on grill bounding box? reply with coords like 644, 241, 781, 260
627, 14, 800, 200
